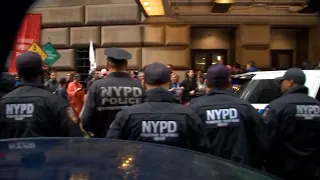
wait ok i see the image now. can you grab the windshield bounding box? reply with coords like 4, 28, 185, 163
0, 138, 274, 180
236, 79, 282, 104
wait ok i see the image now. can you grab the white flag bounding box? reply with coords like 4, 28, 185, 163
89, 40, 96, 74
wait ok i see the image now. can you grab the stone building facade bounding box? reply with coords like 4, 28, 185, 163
29, 0, 320, 79
30, 0, 190, 79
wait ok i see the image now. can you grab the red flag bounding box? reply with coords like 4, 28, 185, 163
8, 13, 41, 74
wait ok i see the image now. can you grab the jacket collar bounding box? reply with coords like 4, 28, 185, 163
107, 72, 130, 78
283, 85, 308, 96
19, 82, 45, 88
18, 81, 51, 91
207, 88, 235, 96
143, 88, 179, 103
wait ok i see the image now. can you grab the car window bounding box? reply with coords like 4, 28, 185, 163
236, 79, 282, 104
316, 87, 320, 101
232, 78, 252, 94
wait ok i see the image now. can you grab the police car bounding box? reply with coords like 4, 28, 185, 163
232, 70, 320, 114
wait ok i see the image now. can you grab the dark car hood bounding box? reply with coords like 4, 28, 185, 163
0, 138, 275, 180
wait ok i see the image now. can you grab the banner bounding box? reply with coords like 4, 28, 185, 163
8, 13, 41, 74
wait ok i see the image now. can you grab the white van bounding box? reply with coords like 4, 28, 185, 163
232, 70, 320, 114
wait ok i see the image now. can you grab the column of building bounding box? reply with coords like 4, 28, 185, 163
236, 25, 271, 68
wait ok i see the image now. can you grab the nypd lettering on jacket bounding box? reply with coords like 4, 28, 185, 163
206, 108, 240, 127
141, 121, 179, 141
296, 105, 320, 120
100, 86, 142, 105
5, 103, 34, 121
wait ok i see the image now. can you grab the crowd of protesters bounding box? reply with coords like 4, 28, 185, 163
3, 59, 319, 119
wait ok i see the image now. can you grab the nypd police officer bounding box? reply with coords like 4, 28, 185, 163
81, 48, 144, 138
188, 64, 266, 168
107, 62, 206, 152
261, 68, 320, 179
0, 52, 83, 138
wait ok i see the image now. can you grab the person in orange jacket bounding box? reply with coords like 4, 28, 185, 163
67, 73, 85, 118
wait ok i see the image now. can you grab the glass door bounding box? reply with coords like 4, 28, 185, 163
191, 49, 228, 72
193, 51, 210, 72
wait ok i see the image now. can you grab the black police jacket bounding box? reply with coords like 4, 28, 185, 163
0, 83, 83, 138
106, 88, 207, 152
261, 85, 320, 179
188, 89, 266, 169
80, 72, 144, 138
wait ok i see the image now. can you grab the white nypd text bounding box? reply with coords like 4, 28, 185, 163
206, 108, 239, 127
296, 105, 320, 120
100, 86, 142, 105
6, 103, 34, 120
141, 121, 178, 141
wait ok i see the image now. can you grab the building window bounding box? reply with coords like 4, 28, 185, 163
76, 49, 90, 86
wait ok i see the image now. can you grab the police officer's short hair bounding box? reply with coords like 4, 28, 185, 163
107, 57, 126, 64
107, 57, 128, 69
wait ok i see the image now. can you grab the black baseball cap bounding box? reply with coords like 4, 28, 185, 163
205, 64, 230, 88
276, 68, 306, 85
16, 51, 43, 77
105, 48, 132, 63
144, 62, 171, 85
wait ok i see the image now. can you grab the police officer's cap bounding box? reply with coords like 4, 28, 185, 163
205, 64, 230, 88
105, 48, 132, 63
276, 68, 306, 85
16, 51, 43, 77
144, 62, 171, 85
